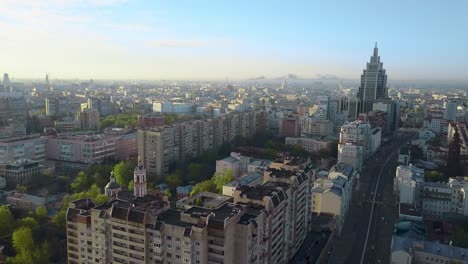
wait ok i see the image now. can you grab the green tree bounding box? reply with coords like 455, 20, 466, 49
51, 210, 66, 232
190, 180, 217, 196
187, 163, 204, 183
16, 184, 27, 193
165, 170, 183, 189
0, 205, 15, 236
12, 227, 35, 254
425, 170, 446, 182
128, 180, 134, 191
114, 161, 134, 188
212, 169, 233, 192
71, 171, 91, 193
95, 194, 110, 205
35, 206, 48, 222
17, 217, 39, 232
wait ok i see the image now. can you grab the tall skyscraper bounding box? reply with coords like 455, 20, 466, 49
357, 43, 388, 113
444, 101, 457, 121
3, 73, 11, 93
45, 73, 52, 92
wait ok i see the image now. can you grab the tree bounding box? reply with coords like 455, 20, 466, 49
114, 161, 134, 188
71, 171, 91, 193
425, 170, 446, 183
52, 211, 66, 232
17, 217, 39, 232
35, 206, 48, 222
0, 205, 15, 236
187, 163, 204, 183
95, 194, 110, 205
16, 184, 27, 193
165, 170, 183, 189
128, 180, 134, 191
12, 227, 35, 254
190, 180, 217, 196
212, 169, 233, 192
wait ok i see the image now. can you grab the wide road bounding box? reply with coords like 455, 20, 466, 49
328, 132, 415, 264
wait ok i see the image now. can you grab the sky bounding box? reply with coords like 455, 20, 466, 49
0, 0, 467, 81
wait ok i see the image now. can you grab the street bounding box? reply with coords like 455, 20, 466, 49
328, 132, 415, 264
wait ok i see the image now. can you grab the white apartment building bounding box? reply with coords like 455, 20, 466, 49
339, 121, 372, 160
337, 144, 364, 170
394, 164, 424, 206
312, 163, 357, 233
422, 177, 468, 218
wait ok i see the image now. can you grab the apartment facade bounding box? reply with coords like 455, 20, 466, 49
48, 134, 117, 164
138, 111, 267, 180
75, 108, 100, 131
0, 134, 48, 164
312, 163, 358, 233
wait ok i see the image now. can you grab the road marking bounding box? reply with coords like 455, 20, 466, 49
360, 151, 395, 264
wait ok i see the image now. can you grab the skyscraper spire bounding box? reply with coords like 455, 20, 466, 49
373, 42, 379, 58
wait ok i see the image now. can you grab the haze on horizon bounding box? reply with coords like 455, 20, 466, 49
1, 0, 467, 81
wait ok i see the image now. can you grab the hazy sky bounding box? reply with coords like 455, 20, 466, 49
1, 0, 467, 80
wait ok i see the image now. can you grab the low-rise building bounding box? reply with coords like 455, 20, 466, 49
285, 136, 335, 153
216, 152, 249, 178
222, 172, 263, 197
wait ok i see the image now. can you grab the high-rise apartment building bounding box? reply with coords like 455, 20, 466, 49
357, 43, 388, 114
3, 73, 12, 93
0, 92, 27, 138
444, 101, 457, 121
66, 156, 312, 264
138, 111, 267, 180
339, 121, 372, 159
75, 108, 100, 131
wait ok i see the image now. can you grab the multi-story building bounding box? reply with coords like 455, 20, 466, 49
138, 113, 165, 128
444, 101, 457, 121
46, 97, 70, 117
339, 121, 372, 159
337, 144, 364, 169
356, 43, 388, 113
138, 110, 267, 180
394, 164, 424, 206
152, 101, 194, 114
47, 134, 117, 164
66, 161, 312, 264
0, 134, 48, 163
312, 163, 358, 233
216, 152, 249, 178
88, 96, 116, 117
421, 177, 468, 219
285, 136, 334, 153
0, 159, 42, 187
75, 108, 100, 131
0, 92, 27, 138
280, 115, 300, 137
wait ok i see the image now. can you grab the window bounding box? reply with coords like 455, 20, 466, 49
176, 238, 181, 242
167, 244, 172, 249
176, 255, 181, 259
167, 253, 172, 258
196, 242, 200, 247
167, 236, 172, 240
176, 246, 181, 251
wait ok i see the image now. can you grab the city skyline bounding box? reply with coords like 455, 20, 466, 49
1, 0, 468, 81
